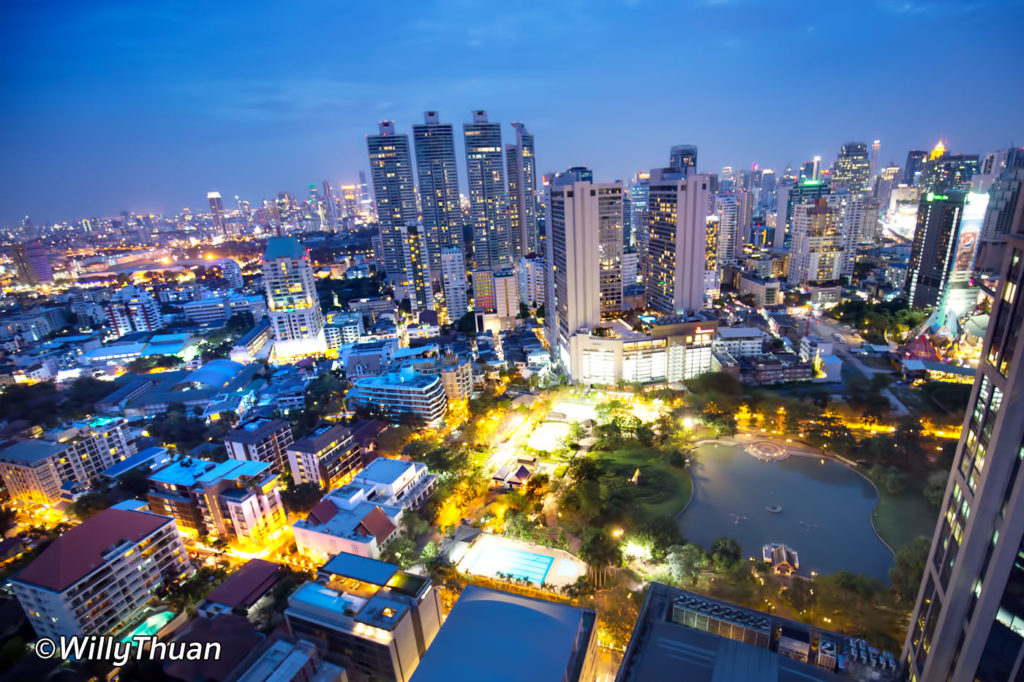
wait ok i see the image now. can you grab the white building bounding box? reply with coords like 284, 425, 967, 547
439, 247, 467, 322
799, 334, 834, 363
10, 508, 190, 639
182, 294, 267, 324
714, 327, 765, 357
0, 417, 136, 505
263, 237, 327, 361
788, 198, 844, 285
103, 286, 164, 338
346, 369, 447, 426
517, 251, 546, 310
493, 268, 519, 324
293, 458, 435, 562
545, 173, 623, 374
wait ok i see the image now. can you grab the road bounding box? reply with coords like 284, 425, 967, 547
796, 315, 910, 416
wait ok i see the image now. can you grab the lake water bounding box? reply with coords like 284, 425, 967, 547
677, 443, 894, 581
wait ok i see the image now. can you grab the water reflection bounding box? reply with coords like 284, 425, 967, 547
678, 443, 893, 580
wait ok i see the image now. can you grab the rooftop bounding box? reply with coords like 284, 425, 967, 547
264, 236, 305, 261
13, 509, 173, 592
203, 559, 279, 609
0, 438, 68, 464
411, 585, 596, 682
320, 553, 399, 586
224, 418, 291, 444
358, 457, 416, 486
150, 457, 271, 487
353, 369, 441, 390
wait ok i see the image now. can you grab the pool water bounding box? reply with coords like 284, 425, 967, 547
122, 611, 175, 642
471, 546, 554, 585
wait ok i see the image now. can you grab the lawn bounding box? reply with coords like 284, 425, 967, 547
870, 478, 938, 552
591, 445, 693, 517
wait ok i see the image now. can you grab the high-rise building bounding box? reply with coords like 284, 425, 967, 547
644, 168, 711, 315
11, 240, 53, 285
517, 253, 546, 308
874, 165, 902, 216
869, 138, 881, 180
833, 142, 871, 192
208, 191, 226, 235
902, 201, 1024, 681
545, 173, 624, 370
714, 195, 740, 265
506, 122, 539, 259
905, 191, 967, 308
705, 215, 720, 298
778, 178, 831, 248
367, 121, 417, 276
472, 269, 496, 312
263, 236, 327, 360
10, 509, 190, 640
103, 286, 164, 338
787, 198, 844, 286
463, 110, 510, 271
396, 223, 433, 312
440, 247, 468, 321
905, 149, 929, 186
412, 111, 462, 278
627, 172, 650, 250
493, 268, 519, 321
976, 149, 1024, 274
923, 152, 980, 193
669, 144, 698, 175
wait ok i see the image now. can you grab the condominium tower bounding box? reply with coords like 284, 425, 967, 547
367, 121, 417, 276
643, 167, 711, 314
463, 110, 510, 271
507, 122, 539, 259
412, 112, 462, 278
263, 237, 326, 360
902, 188, 1024, 681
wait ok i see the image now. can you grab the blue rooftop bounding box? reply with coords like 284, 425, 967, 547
264, 236, 305, 261
150, 457, 270, 487
101, 446, 171, 480
0, 439, 67, 463
320, 553, 399, 586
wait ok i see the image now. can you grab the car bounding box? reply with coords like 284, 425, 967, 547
832, 333, 845, 343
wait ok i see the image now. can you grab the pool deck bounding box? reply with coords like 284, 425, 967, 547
455, 532, 586, 588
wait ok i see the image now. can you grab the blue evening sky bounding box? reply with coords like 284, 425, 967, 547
1, 0, 1022, 225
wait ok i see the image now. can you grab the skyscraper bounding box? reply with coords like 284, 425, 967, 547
787, 198, 844, 286
440, 247, 468, 322
627, 172, 650, 250
545, 173, 624, 370
11, 240, 52, 285
463, 110, 510, 271
644, 167, 710, 315
367, 121, 417, 276
208, 191, 226, 235
669, 145, 698, 174
922, 143, 980, 193
412, 112, 462, 278
779, 178, 830, 249
869, 138, 881, 180
714, 194, 740, 265
902, 200, 1024, 681
976, 149, 1024, 274
905, 191, 967, 309
832, 142, 870, 192
263, 237, 326, 360
506, 122, 539, 259
905, 149, 928, 186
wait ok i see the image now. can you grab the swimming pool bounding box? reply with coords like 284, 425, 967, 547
121, 611, 175, 642
470, 545, 554, 585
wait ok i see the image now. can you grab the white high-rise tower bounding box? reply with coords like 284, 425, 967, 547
263, 237, 326, 361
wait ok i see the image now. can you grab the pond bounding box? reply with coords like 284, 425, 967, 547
677, 443, 894, 581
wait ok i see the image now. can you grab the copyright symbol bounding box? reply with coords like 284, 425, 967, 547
36, 638, 56, 659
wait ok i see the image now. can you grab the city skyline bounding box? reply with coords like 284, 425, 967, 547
3, 0, 1024, 225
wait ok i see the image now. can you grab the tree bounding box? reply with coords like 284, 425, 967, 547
382, 538, 417, 568
890, 536, 931, 600
280, 483, 323, 515
579, 527, 622, 586
710, 537, 742, 569
666, 544, 703, 585
118, 467, 152, 496
70, 492, 111, 520
923, 470, 949, 506
401, 509, 430, 539
421, 540, 440, 563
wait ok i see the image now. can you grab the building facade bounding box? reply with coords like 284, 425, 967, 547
412, 111, 462, 279
287, 424, 362, 491
367, 121, 417, 277
463, 110, 510, 271
263, 237, 327, 360
224, 418, 294, 474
